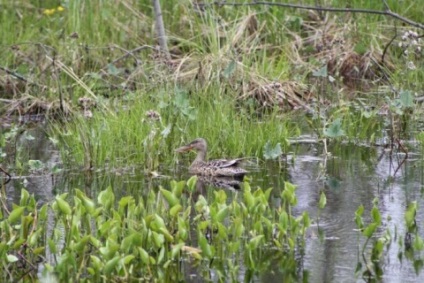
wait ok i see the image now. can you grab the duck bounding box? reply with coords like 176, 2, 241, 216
175, 138, 248, 178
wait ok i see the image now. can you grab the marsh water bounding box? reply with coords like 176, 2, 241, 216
3, 125, 424, 283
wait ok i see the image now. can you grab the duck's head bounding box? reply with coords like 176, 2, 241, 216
175, 138, 207, 153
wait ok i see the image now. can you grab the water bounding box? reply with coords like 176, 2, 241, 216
3, 126, 424, 282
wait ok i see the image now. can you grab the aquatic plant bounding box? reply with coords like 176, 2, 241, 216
0, 178, 309, 282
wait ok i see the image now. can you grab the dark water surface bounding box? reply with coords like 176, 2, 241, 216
3, 127, 424, 282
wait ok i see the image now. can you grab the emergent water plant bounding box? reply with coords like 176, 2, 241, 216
0, 177, 310, 282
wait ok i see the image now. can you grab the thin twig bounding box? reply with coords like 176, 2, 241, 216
0, 66, 31, 84
206, 2, 424, 30
102, 45, 152, 70
0, 166, 11, 185
381, 28, 398, 64
393, 138, 408, 176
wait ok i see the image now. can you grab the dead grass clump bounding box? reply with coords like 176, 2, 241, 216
240, 80, 312, 110
2, 95, 72, 120
293, 13, 391, 90
328, 50, 388, 89
170, 12, 312, 110
0, 76, 27, 99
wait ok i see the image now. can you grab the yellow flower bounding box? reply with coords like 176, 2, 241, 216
57, 6, 65, 12
43, 8, 56, 16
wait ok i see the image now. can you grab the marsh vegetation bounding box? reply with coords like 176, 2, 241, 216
1, 0, 424, 282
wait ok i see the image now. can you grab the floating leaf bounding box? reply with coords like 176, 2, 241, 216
324, 118, 345, 138
263, 141, 282, 160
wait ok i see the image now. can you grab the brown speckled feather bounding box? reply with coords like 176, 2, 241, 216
176, 138, 248, 177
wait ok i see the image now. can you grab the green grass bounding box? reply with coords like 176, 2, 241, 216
1, 0, 423, 169
51, 85, 299, 169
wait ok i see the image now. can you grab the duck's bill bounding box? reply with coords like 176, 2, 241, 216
175, 145, 193, 153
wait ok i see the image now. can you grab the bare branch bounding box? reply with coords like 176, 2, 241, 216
206, 1, 424, 30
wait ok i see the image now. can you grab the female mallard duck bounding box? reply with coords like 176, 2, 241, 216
175, 138, 248, 177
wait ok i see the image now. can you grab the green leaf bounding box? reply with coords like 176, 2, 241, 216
170, 204, 183, 217
243, 189, 255, 209
249, 235, 264, 250
319, 191, 327, 209
324, 118, 345, 138
160, 188, 178, 207
104, 256, 120, 275
121, 255, 135, 265
405, 201, 417, 229
76, 189, 95, 214
263, 141, 282, 160
159, 227, 174, 242
312, 65, 328, 77
223, 60, 236, 79
363, 223, 378, 238
28, 160, 44, 170
371, 205, 381, 225
7, 254, 19, 263
199, 235, 212, 258
355, 205, 364, 229
48, 239, 57, 254
399, 90, 414, 108
20, 189, 30, 206
8, 206, 25, 224
90, 255, 102, 272
55, 197, 72, 215
157, 247, 165, 264
98, 187, 115, 210
187, 175, 198, 192
139, 248, 150, 264
107, 64, 120, 76
216, 207, 229, 222
152, 231, 165, 248
171, 243, 184, 259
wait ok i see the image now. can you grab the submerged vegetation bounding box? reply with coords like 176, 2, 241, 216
1, 0, 424, 282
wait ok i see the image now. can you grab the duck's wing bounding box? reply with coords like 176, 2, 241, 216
207, 158, 245, 168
